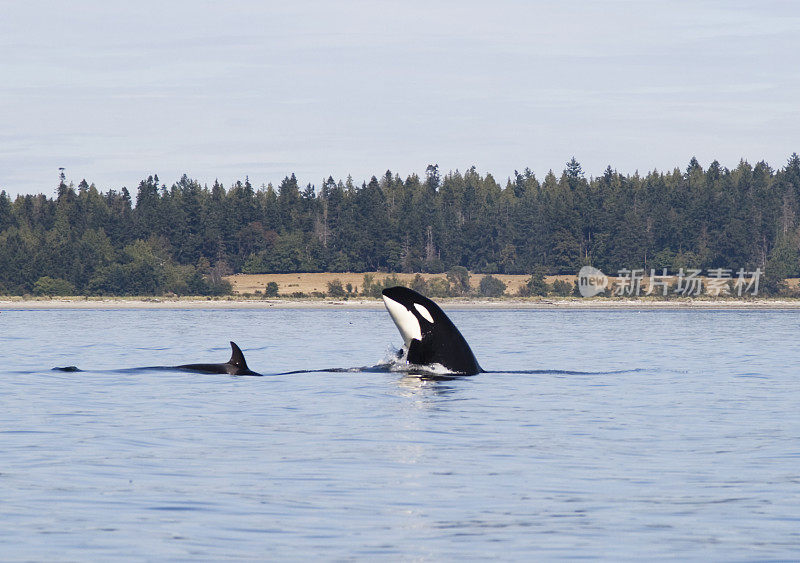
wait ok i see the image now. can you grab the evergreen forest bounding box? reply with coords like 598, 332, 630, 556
2, 155, 800, 296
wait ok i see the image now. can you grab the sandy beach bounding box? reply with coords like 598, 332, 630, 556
3, 296, 800, 310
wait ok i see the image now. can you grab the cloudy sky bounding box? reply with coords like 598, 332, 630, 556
1, 0, 798, 197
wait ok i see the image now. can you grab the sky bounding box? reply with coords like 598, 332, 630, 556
1, 0, 799, 197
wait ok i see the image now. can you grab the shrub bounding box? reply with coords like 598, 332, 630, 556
265, 281, 279, 297
410, 274, 428, 294
478, 275, 506, 297
447, 266, 471, 296
204, 276, 233, 296
33, 276, 75, 296
361, 274, 375, 296
327, 279, 346, 297
519, 269, 550, 297
551, 279, 572, 297
362, 274, 403, 297
426, 277, 452, 298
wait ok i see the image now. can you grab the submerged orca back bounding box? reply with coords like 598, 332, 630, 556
176, 341, 260, 376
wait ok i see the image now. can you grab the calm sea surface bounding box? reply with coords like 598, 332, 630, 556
2, 307, 800, 560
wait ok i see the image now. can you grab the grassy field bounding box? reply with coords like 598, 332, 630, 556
225, 272, 575, 296
4, 273, 799, 308
226, 271, 792, 298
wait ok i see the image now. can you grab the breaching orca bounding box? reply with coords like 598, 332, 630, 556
381, 286, 483, 375
176, 341, 261, 376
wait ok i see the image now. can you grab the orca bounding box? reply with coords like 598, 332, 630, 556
176, 341, 261, 376
381, 286, 483, 375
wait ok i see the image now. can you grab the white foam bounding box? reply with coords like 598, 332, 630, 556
384, 347, 458, 376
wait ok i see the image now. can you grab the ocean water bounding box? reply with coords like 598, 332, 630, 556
1, 307, 800, 560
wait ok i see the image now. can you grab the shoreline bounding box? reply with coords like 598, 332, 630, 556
3, 296, 800, 310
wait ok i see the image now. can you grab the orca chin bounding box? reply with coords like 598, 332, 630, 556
381, 286, 482, 375
176, 341, 261, 376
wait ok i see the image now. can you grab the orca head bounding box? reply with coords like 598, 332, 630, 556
381, 286, 438, 346
381, 286, 482, 375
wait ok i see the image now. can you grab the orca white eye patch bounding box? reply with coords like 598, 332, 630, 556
413, 303, 434, 323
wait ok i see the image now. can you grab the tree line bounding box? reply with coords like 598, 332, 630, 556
1, 155, 800, 296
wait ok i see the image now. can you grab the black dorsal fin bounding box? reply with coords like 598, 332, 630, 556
228, 341, 248, 369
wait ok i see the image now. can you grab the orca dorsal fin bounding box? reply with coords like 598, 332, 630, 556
228, 341, 249, 370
